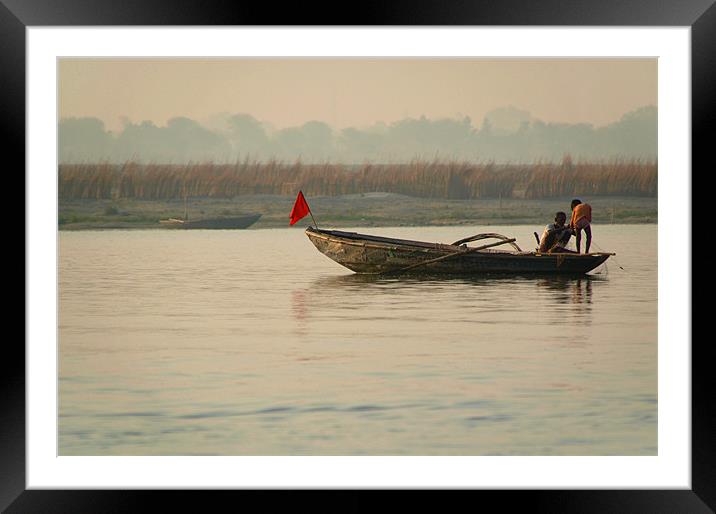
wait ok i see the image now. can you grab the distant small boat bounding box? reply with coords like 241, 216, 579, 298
160, 214, 261, 230
305, 227, 613, 275
159, 189, 261, 229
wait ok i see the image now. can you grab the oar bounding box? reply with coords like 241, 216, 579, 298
380, 238, 517, 275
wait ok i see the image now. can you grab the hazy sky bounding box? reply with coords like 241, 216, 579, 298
59, 58, 657, 132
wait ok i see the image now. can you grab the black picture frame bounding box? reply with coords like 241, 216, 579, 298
6, 1, 710, 511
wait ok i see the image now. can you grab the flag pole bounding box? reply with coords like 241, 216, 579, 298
308, 208, 318, 228
302, 189, 318, 228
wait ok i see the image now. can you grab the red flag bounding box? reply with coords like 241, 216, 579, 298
289, 190, 311, 225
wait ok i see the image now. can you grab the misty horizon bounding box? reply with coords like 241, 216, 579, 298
59, 104, 657, 164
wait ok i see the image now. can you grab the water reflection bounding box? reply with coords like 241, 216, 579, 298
537, 276, 594, 303
312, 271, 605, 287
291, 272, 605, 327
311, 272, 604, 294
291, 289, 309, 336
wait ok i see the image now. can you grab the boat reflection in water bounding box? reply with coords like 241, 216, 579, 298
534, 275, 595, 302
291, 272, 604, 331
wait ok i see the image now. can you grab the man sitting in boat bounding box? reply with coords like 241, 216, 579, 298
538, 212, 575, 253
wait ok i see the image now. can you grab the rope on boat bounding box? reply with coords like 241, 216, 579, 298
592, 261, 609, 276
591, 241, 625, 270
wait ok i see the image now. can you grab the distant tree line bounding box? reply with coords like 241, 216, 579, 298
58, 158, 657, 201
58, 106, 657, 164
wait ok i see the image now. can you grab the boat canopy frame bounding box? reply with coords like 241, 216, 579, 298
451, 233, 523, 252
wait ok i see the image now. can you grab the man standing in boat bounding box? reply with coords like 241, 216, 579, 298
570, 198, 593, 253
538, 211, 575, 253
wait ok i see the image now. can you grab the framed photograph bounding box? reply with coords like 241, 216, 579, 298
7, 0, 711, 511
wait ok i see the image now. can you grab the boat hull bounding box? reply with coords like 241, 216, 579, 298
306, 227, 611, 275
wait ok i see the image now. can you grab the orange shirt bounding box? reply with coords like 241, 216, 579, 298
570, 203, 592, 226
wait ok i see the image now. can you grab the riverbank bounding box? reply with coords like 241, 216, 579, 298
59, 193, 657, 230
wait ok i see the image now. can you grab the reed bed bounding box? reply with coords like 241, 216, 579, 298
58, 158, 657, 200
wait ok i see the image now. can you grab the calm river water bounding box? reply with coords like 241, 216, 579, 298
59, 224, 657, 455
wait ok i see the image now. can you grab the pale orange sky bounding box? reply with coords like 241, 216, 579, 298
59, 58, 657, 132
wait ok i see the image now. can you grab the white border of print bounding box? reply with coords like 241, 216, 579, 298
27, 27, 690, 489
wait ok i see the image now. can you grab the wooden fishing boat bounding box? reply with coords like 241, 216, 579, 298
305, 226, 613, 275
159, 213, 261, 229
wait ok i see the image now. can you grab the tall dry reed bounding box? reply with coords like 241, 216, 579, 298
58, 158, 657, 200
